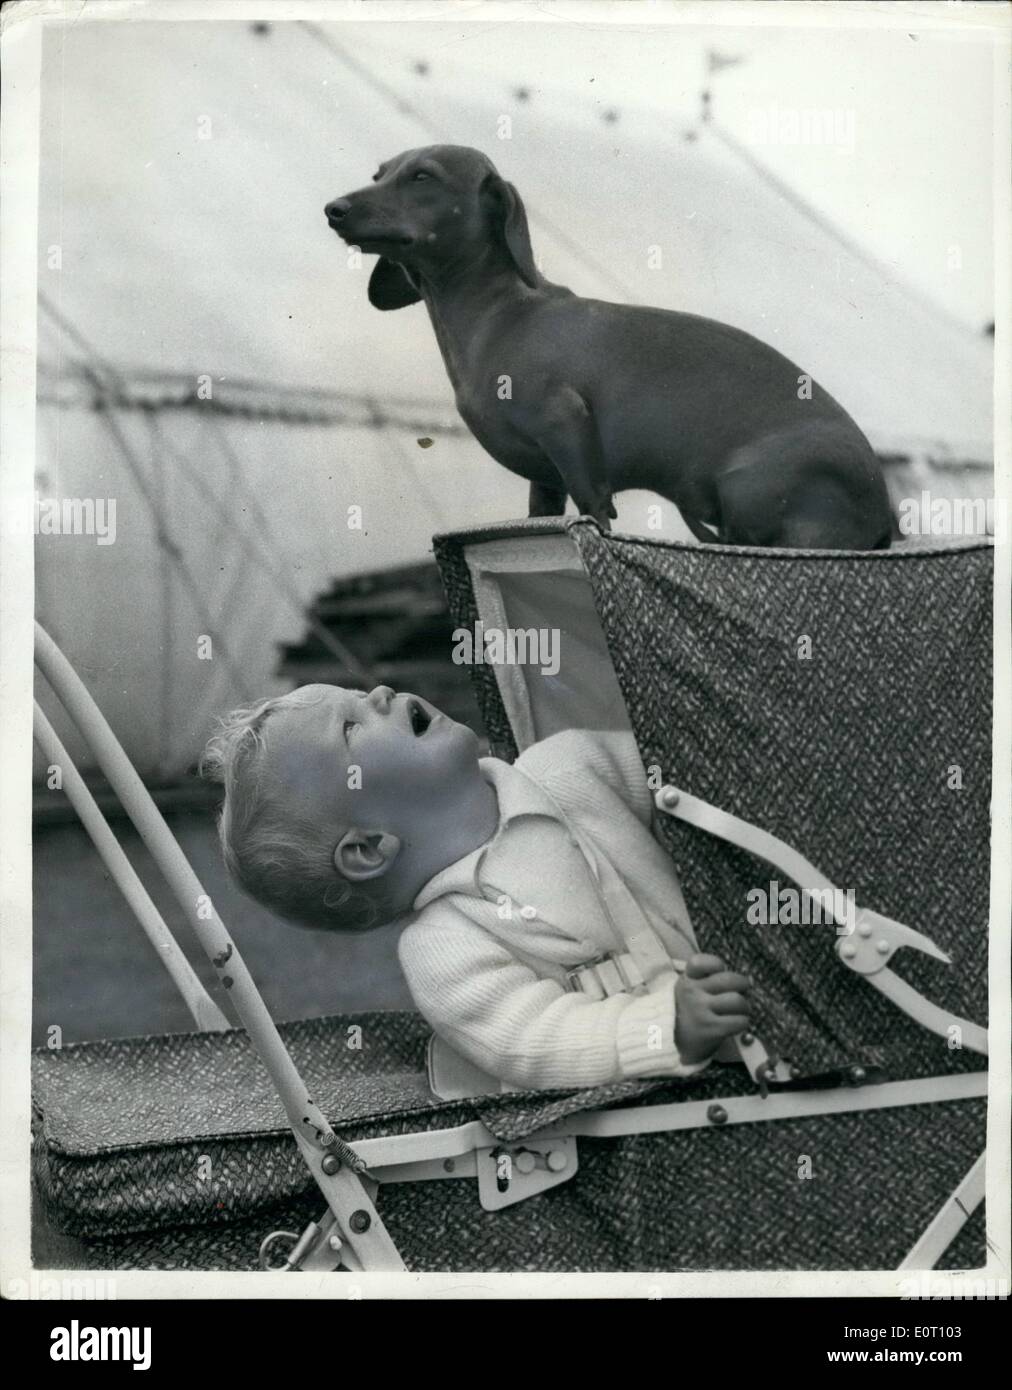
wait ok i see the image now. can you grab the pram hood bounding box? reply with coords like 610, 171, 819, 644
433, 519, 991, 1082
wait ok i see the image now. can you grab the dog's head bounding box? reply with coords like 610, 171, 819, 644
324, 145, 539, 310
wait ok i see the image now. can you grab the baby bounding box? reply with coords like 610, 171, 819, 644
202, 683, 753, 1091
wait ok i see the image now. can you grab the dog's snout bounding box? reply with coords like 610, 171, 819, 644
325, 198, 352, 221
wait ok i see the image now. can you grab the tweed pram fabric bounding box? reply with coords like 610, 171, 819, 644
33, 1011, 676, 1240
32, 525, 990, 1271
32, 1016, 985, 1270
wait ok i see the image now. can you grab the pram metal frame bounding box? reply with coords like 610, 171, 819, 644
34, 622, 404, 1273
33, 613, 989, 1274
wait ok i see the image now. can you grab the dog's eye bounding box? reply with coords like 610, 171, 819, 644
412, 170, 432, 182
342, 720, 359, 741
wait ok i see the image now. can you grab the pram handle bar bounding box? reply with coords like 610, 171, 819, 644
34, 621, 406, 1273
655, 786, 988, 1057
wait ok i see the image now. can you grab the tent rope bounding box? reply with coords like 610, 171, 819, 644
145, 413, 378, 690
37, 359, 468, 435
707, 120, 986, 343
39, 294, 256, 704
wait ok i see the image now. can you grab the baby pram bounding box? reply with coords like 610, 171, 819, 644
31, 520, 991, 1272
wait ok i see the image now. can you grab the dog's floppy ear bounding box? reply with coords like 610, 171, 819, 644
483, 174, 540, 288
368, 258, 422, 311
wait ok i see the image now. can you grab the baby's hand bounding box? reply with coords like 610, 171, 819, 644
674, 953, 752, 1065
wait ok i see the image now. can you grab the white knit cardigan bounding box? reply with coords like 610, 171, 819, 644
398, 729, 708, 1090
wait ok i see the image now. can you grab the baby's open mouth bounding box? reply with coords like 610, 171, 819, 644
408, 699, 432, 737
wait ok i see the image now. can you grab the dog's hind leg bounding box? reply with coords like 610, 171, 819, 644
718, 463, 890, 550
715, 424, 893, 550
528, 481, 568, 517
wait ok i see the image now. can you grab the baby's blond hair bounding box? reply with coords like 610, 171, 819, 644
200, 687, 387, 931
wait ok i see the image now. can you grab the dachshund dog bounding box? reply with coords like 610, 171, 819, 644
325, 145, 893, 548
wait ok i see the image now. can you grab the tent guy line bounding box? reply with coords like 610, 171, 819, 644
39, 291, 258, 706
709, 122, 986, 344
36, 361, 468, 437
146, 412, 378, 692
302, 20, 981, 346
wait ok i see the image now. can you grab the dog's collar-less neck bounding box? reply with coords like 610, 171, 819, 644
417, 256, 534, 380
415, 246, 529, 300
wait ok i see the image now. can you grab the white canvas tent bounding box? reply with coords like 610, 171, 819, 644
34, 18, 994, 780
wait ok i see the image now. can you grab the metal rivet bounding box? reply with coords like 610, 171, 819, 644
328, 1234, 343, 1252
841, 943, 857, 959
321, 1154, 341, 1175
707, 1104, 729, 1126
546, 1150, 568, 1173
349, 1210, 371, 1234
442, 1158, 455, 1173
514, 1151, 537, 1175
858, 923, 872, 938
876, 939, 890, 955
849, 1065, 867, 1085
662, 789, 679, 808
739, 1032, 754, 1047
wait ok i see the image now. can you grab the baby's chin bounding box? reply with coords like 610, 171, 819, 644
434, 716, 487, 777
442, 715, 481, 759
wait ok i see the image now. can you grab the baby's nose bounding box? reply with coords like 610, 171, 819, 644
367, 685, 395, 713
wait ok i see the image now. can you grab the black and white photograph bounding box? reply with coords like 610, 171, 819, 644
1, 0, 1009, 1320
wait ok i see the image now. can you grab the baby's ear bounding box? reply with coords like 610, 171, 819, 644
333, 828, 401, 882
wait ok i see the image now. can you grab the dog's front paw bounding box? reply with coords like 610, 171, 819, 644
583, 493, 616, 530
